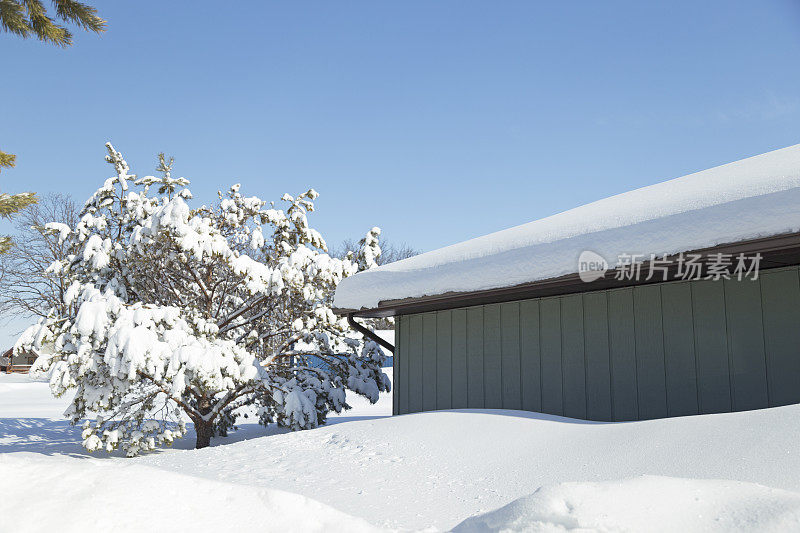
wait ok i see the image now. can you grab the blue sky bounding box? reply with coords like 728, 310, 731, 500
2, 1, 800, 340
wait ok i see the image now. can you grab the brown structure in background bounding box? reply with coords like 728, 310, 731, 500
0, 348, 36, 373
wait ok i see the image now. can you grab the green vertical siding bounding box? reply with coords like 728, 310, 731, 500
483, 304, 503, 409
760, 270, 800, 408
583, 292, 612, 421
724, 279, 769, 411
398, 315, 410, 415
633, 285, 668, 420
561, 294, 586, 419
408, 314, 424, 413
660, 283, 699, 416
393, 315, 400, 416
500, 302, 522, 410
394, 266, 800, 420
436, 311, 452, 410
608, 288, 638, 421
422, 313, 437, 411
539, 297, 563, 416
519, 300, 542, 412
692, 280, 732, 414
466, 307, 484, 408
451, 309, 468, 409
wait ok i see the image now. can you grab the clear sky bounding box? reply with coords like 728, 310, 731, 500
2, 1, 800, 342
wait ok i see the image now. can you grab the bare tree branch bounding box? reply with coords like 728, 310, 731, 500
0, 192, 78, 320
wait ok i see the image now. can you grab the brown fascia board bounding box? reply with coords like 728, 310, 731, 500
334, 231, 800, 318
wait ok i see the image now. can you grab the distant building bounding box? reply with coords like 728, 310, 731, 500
335, 144, 800, 421
0, 348, 37, 373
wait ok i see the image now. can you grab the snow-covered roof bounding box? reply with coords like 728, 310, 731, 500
334, 143, 800, 311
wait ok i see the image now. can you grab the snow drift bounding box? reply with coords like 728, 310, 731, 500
4, 373, 800, 531
454, 476, 800, 532
136, 403, 800, 531
0, 453, 379, 533
335, 143, 800, 310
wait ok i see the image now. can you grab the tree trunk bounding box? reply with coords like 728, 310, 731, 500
195, 418, 214, 449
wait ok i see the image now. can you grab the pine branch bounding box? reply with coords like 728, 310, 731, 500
0, 191, 37, 255
0, 236, 12, 254
0, 149, 16, 172
0, 0, 104, 46
52, 0, 104, 33
24, 0, 71, 47
0, 0, 27, 36
0, 192, 37, 218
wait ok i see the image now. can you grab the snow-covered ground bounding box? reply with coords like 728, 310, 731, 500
3, 370, 800, 531
1, 453, 380, 533
454, 476, 800, 532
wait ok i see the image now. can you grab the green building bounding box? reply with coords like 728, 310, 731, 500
335, 144, 800, 421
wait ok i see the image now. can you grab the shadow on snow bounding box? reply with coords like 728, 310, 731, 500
0, 411, 390, 457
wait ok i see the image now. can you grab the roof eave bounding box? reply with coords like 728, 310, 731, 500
335, 231, 800, 318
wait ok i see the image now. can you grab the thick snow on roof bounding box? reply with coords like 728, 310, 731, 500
335, 143, 800, 310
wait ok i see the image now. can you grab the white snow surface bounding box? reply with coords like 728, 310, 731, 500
335, 143, 800, 310
4, 371, 800, 531
453, 476, 800, 532
0, 454, 379, 533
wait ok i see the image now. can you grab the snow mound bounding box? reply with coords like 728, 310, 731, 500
0, 454, 380, 533
454, 476, 800, 533
136, 404, 800, 531
335, 143, 800, 310
5, 373, 800, 531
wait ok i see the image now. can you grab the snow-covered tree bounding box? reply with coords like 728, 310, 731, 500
354, 227, 381, 271
16, 143, 390, 455
334, 231, 418, 267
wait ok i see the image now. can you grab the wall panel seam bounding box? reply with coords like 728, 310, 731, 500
758, 277, 772, 407
450, 311, 454, 410
689, 282, 702, 413
659, 285, 669, 414
631, 290, 640, 420
559, 297, 564, 415
606, 290, 615, 420
482, 306, 486, 408
519, 302, 523, 409
722, 281, 735, 412
498, 305, 503, 409
581, 295, 589, 418
464, 308, 470, 407
539, 300, 544, 413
